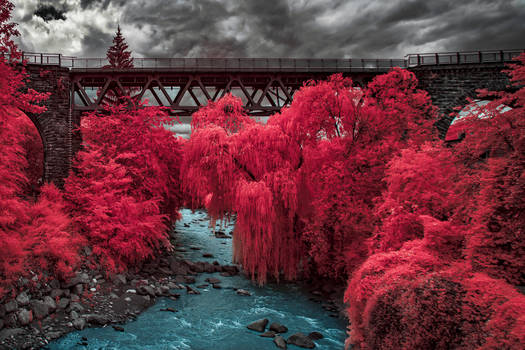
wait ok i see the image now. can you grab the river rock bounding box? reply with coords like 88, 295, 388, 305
72, 318, 86, 330
5, 300, 18, 313
186, 285, 201, 295
113, 274, 127, 285
16, 292, 30, 306
69, 302, 84, 313
260, 330, 276, 338
308, 331, 324, 340
16, 309, 32, 326
274, 335, 287, 349
184, 276, 196, 284
270, 322, 288, 333
70, 310, 79, 320
43, 296, 57, 311
236, 289, 251, 296
205, 277, 221, 284
31, 300, 50, 320
4, 313, 17, 328
85, 314, 110, 325
247, 318, 269, 332
202, 253, 214, 258
287, 333, 316, 348
50, 289, 64, 299
113, 325, 125, 332
63, 272, 89, 288
72, 284, 83, 296
215, 231, 231, 239
137, 285, 156, 297
212, 284, 222, 289
57, 297, 70, 309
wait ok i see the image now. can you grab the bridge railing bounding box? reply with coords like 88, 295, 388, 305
2, 52, 405, 71
406, 49, 524, 67
66, 57, 406, 72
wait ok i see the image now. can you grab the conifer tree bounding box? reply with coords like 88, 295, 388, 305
106, 25, 133, 68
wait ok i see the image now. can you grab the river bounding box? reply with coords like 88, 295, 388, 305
46, 209, 347, 349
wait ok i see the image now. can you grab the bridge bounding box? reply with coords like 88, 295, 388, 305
11, 49, 524, 186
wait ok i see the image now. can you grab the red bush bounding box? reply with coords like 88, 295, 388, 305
65, 102, 184, 271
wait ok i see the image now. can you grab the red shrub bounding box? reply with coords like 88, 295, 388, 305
65, 103, 184, 271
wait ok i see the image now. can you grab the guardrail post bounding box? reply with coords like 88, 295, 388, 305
478, 51, 482, 63
417, 54, 420, 66
500, 50, 504, 62
40, 53, 43, 64
435, 53, 439, 65
456, 52, 460, 64
59, 54, 62, 66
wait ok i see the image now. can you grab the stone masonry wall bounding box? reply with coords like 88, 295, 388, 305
409, 63, 510, 138
25, 64, 76, 188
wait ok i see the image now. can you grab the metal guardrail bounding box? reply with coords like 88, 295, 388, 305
405, 49, 524, 67
2, 49, 524, 71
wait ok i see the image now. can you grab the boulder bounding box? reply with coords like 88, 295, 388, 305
0, 304, 5, 318
85, 314, 110, 326
308, 332, 324, 340
5, 300, 18, 313
247, 318, 269, 332
16, 292, 30, 306
16, 309, 32, 326
270, 322, 288, 333
70, 310, 79, 320
274, 335, 287, 349
287, 333, 316, 348
30, 300, 50, 320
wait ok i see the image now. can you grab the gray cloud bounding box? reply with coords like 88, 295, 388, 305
12, 0, 525, 59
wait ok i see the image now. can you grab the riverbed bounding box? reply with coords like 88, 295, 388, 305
46, 209, 347, 349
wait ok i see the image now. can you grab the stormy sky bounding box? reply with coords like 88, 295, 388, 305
11, 0, 525, 59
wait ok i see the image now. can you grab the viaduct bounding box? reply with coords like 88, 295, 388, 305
15, 49, 523, 187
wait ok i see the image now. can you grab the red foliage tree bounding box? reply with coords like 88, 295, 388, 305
65, 102, 184, 271
0, 1, 80, 297
184, 70, 437, 283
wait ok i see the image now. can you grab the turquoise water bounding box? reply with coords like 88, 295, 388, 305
47, 209, 347, 349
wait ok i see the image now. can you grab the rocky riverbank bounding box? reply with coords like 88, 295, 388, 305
0, 247, 240, 349
0, 216, 347, 350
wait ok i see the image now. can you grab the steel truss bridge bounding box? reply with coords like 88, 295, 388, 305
10, 49, 525, 117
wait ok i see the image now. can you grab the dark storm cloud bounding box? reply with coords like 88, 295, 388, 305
33, 1, 68, 22
14, 0, 525, 58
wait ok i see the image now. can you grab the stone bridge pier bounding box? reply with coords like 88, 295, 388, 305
24, 65, 81, 188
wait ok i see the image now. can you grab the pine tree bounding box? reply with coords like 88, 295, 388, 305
106, 25, 133, 68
